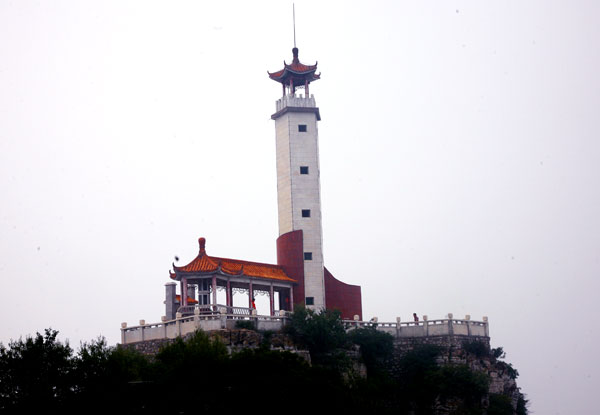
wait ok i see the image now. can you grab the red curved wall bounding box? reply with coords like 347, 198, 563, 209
276, 230, 305, 308
324, 267, 362, 320
277, 229, 362, 319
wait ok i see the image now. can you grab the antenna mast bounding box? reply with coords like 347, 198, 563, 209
293, 3, 296, 48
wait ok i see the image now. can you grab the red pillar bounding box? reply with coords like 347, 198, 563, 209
226, 280, 231, 308
289, 286, 294, 311
248, 281, 253, 309
269, 284, 274, 316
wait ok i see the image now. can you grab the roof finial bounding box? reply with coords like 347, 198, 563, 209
198, 237, 206, 254
293, 3, 296, 48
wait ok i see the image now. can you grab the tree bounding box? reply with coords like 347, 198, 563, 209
0, 329, 74, 413
348, 326, 394, 376
284, 306, 349, 366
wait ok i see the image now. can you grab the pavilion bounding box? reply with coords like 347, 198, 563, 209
165, 237, 296, 319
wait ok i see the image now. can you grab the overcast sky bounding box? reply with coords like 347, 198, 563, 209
1, 1, 599, 413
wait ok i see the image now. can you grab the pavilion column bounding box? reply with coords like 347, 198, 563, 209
269, 284, 274, 316
289, 286, 294, 311
212, 276, 217, 305
179, 281, 184, 307
182, 278, 188, 307
248, 281, 253, 309
289, 78, 294, 95
305, 80, 309, 97
282, 82, 286, 97
226, 280, 232, 308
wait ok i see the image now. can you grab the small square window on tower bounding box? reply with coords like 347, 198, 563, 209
304, 252, 312, 260
305, 297, 315, 306
301, 209, 311, 218
298, 124, 307, 132
300, 166, 309, 174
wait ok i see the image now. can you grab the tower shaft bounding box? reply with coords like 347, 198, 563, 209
273, 94, 325, 310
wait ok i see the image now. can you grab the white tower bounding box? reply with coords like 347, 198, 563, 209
269, 47, 325, 310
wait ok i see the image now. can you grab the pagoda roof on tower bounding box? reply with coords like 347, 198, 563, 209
268, 47, 320, 87
171, 237, 296, 283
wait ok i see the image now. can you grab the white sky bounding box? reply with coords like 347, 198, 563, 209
1, 1, 599, 413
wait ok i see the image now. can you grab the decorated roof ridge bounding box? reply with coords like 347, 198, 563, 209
268, 47, 321, 83
172, 237, 219, 271
171, 237, 296, 283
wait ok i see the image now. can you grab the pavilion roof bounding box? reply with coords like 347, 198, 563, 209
268, 47, 320, 87
171, 238, 296, 283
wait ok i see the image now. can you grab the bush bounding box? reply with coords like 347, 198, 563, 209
516, 392, 529, 415
488, 393, 514, 415
284, 306, 349, 366
429, 365, 489, 407
462, 340, 489, 358
234, 320, 256, 330
492, 346, 505, 359
348, 326, 394, 375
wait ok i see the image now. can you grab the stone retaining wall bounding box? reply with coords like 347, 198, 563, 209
120, 329, 310, 363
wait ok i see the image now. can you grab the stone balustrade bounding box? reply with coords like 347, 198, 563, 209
121, 304, 289, 344
120, 311, 489, 345
275, 93, 316, 112
344, 316, 489, 338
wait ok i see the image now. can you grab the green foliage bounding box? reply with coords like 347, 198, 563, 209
462, 340, 490, 358
348, 326, 394, 375
234, 319, 256, 330
390, 345, 493, 414
284, 306, 349, 366
0, 326, 528, 414
490, 346, 519, 380
0, 328, 74, 413
493, 359, 519, 380
155, 329, 228, 376
492, 346, 506, 359
259, 329, 274, 349
429, 365, 489, 406
488, 393, 514, 415
516, 392, 529, 415
393, 344, 443, 410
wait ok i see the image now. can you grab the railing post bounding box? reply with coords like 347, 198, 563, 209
194, 307, 201, 330
423, 315, 429, 336
139, 320, 145, 341
161, 316, 168, 338
220, 308, 227, 329
483, 316, 489, 337
465, 314, 471, 336
396, 317, 401, 338
447, 313, 454, 336
176, 312, 182, 336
